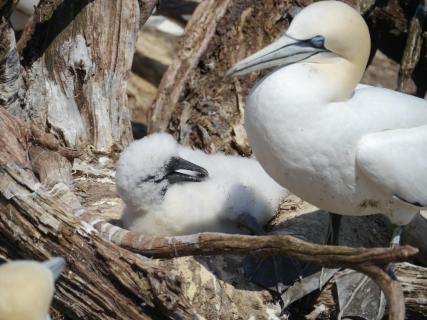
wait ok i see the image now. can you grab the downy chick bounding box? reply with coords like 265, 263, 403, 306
116, 133, 288, 236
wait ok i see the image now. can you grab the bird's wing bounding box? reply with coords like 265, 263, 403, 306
356, 125, 427, 208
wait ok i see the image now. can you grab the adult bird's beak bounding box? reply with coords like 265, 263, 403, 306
226, 34, 327, 77
165, 157, 209, 184
42, 257, 66, 281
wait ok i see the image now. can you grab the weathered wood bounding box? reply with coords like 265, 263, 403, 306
83, 205, 427, 319
14, 0, 157, 152
148, 0, 235, 136
0, 108, 199, 319
0, 18, 20, 107
397, 1, 425, 93
148, 0, 292, 154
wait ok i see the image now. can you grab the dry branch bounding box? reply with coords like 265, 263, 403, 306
148, 0, 234, 133
83, 214, 418, 320
87, 216, 417, 266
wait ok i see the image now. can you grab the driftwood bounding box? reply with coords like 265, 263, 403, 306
1, 0, 427, 318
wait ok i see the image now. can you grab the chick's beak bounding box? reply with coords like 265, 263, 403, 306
165, 157, 209, 184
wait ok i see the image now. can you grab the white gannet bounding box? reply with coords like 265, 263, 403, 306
227, 1, 427, 316
0, 257, 65, 320
10, 0, 39, 31
227, 0, 427, 236
115, 132, 288, 236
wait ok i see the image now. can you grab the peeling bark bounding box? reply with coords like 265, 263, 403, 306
15, 0, 157, 152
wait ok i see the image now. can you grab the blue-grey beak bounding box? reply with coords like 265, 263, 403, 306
226, 34, 327, 77
42, 257, 66, 281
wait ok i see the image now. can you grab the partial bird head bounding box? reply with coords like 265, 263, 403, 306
227, 1, 370, 78
116, 133, 209, 209
0, 257, 65, 320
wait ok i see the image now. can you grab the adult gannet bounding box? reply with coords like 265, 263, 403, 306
227, 1, 427, 316
227, 0, 427, 237
115, 133, 288, 236
0, 257, 65, 320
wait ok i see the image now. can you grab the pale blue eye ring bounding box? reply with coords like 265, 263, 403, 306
310, 35, 325, 49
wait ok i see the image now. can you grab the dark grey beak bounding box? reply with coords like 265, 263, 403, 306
42, 257, 66, 281
165, 157, 209, 184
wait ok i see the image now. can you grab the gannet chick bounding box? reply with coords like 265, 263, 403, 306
0, 257, 65, 320
10, 0, 39, 31
115, 133, 288, 236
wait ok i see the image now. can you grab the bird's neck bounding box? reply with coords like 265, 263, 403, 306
253, 57, 364, 106
315, 58, 365, 101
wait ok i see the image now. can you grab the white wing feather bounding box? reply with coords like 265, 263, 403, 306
356, 125, 427, 207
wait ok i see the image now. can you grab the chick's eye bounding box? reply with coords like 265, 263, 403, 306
310, 35, 325, 49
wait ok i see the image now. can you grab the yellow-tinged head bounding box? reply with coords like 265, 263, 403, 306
0, 258, 65, 320
288, 1, 370, 67
227, 1, 371, 98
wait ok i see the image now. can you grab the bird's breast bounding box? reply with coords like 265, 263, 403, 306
244, 73, 362, 213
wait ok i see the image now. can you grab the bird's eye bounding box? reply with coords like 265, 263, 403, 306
310, 35, 325, 49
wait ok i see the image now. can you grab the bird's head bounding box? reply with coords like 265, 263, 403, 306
0, 257, 65, 320
116, 133, 209, 209
227, 1, 370, 79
